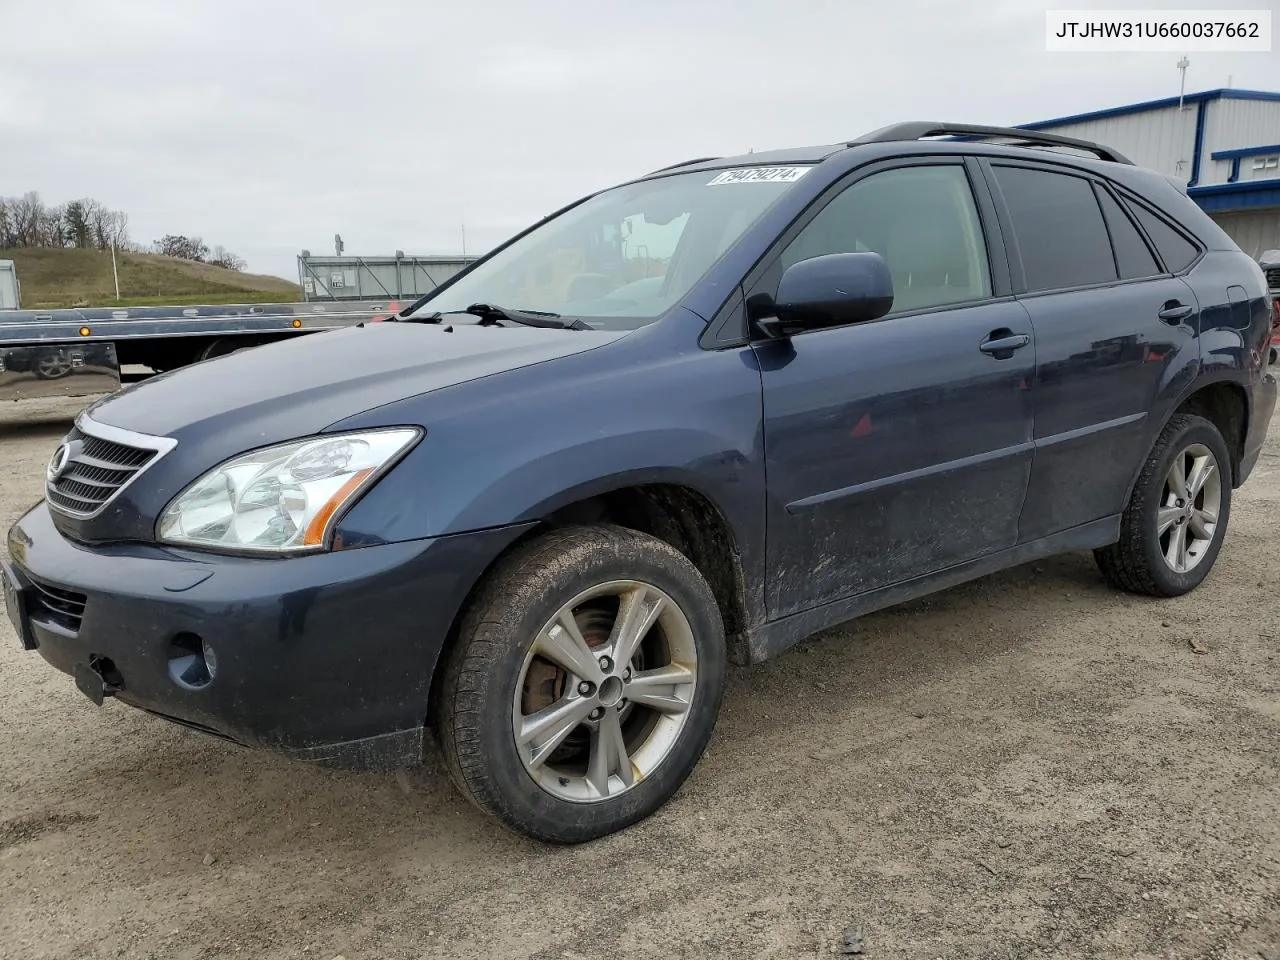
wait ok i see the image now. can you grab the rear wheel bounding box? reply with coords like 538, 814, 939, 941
1094, 413, 1232, 597
198, 337, 259, 361
436, 524, 726, 843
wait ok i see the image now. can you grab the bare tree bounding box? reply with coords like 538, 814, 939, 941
88, 201, 115, 250
208, 244, 246, 271
104, 209, 130, 250
9, 192, 46, 247
40, 203, 68, 247
0, 191, 138, 256
155, 234, 209, 261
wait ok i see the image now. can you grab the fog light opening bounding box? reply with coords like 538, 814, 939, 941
167, 633, 216, 690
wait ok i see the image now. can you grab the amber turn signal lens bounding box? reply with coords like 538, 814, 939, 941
302, 468, 374, 547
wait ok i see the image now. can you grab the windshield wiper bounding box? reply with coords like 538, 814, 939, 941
397, 303, 590, 330
461, 303, 591, 330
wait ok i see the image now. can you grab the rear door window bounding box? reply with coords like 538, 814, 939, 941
1095, 186, 1162, 280
991, 165, 1117, 292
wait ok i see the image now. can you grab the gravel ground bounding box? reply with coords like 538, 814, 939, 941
1, 395, 1277, 960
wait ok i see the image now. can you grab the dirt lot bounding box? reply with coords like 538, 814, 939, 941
1, 395, 1277, 960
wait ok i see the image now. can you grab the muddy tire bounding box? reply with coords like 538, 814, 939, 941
1094, 413, 1232, 597
436, 524, 726, 844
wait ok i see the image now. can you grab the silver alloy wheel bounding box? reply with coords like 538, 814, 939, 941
1158, 442, 1222, 573
512, 579, 698, 803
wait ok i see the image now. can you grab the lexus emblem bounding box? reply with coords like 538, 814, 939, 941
47, 443, 72, 482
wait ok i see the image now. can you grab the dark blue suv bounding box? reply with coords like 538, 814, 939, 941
4, 123, 1275, 842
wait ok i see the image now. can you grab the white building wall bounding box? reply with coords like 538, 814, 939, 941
1214, 210, 1280, 260
1199, 99, 1280, 186
1030, 105, 1199, 180
1241, 153, 1280, 181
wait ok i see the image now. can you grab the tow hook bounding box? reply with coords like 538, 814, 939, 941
73, 655, 123, 706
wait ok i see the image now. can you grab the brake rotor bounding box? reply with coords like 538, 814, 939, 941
521, 603, 632, 765
522, 605, 613, 713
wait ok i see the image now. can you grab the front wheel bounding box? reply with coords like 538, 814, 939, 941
1094, 413, 1232, 597
436, 524, 726, 843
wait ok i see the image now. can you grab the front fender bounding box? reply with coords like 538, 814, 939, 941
330, 314, 766, 570
462, 433, 754, 530
338, 397, 763, 548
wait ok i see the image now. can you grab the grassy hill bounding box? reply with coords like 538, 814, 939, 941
2, 247, 302, 309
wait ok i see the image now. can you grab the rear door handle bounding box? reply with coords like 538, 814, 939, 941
1158, 301, 1194, 323
979, 333, 1031, 356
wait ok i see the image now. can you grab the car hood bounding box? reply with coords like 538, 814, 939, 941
88, 322, 626, 443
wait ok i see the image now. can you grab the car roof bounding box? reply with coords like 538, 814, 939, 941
645, 144, 846, 176
641, 122, 1138, 180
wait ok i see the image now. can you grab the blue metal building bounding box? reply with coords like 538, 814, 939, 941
1023, 88, 1280, 258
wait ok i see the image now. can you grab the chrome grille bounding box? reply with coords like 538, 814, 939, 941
28, 577, 87, 632
1266, 266, 1280, 290
45, 416, 175, 519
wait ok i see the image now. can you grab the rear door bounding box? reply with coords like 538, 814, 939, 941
980, 161, 1201, 541
752, 159, 1036, 618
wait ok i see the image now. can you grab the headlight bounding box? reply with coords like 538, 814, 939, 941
158, 428, 421, 553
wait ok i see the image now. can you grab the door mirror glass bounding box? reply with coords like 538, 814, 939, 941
767, 252, 894, 333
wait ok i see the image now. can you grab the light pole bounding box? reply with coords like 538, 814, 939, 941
1175, 57, 1193, 186
110, 239, 120, 301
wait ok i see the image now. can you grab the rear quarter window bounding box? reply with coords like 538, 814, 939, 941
1094, 186, 1162, 280
1123, 200, 1201, 273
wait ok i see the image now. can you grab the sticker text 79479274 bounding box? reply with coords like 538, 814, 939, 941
706, 166, 811, 186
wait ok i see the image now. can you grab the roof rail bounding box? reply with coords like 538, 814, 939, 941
850, 122, 1134, 165
647, 156, 721, 174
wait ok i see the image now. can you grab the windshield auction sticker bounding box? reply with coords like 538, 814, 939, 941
707, 166, 811, 185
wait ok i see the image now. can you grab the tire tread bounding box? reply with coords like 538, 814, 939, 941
1094, 412, 1229, 597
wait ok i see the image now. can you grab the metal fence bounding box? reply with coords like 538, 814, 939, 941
297, 253, 476, 302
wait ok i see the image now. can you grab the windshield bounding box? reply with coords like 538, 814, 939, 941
408, 166, 813, 329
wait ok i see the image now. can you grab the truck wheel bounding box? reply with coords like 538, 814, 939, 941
436, 524, 726, 843
34, 351, 73, 380
198, 338, 257, 361
1094, 413, 1232, 597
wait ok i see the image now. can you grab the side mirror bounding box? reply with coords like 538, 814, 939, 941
754, 252, 894, 338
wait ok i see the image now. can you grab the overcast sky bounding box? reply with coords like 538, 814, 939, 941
2, 0, 1277, 280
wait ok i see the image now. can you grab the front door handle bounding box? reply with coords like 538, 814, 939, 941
979, 332, 1031, 357
1158, 301, 1194, 323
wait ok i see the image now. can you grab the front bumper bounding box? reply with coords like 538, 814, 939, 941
4, 502, 532, 769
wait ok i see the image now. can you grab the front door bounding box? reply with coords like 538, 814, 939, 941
753, 161, 1036, 619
